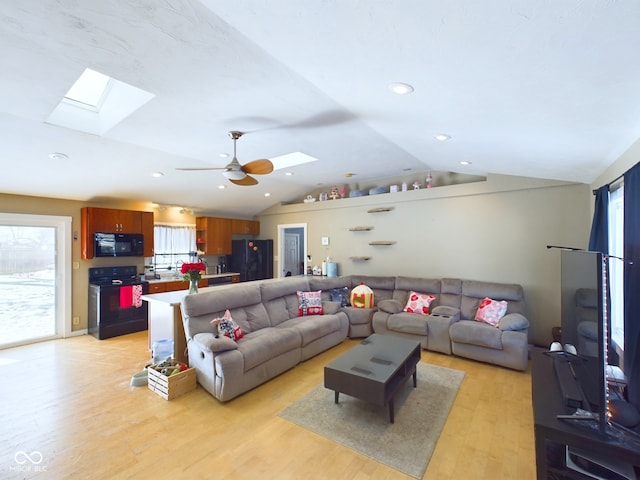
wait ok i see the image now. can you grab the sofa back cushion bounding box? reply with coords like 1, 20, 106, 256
392, 276, 441, 307
350, 275, 395, 304
460, 280, 524, 321
309, 276, 351, 302
439, 278, 463, 310
261, 277, 310, 326
181, 283, 266, 339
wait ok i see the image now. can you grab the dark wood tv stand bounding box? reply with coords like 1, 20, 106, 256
532, 349, 640, 479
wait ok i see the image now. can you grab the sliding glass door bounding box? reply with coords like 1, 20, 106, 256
0, 213, 71, 349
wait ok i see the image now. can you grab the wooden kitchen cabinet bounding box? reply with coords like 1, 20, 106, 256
148, 282, 167, 294
231, 219, 260, 235
140, 211, 154, 257
81, 207, 155, 259
153, 278, 207, 293
196, 217, 232, 255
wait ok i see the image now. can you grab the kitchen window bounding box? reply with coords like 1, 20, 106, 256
152, 224, 196, 275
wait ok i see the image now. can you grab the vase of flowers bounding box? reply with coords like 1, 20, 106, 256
181, 262, 206, 294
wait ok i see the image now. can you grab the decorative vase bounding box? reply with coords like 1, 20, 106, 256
189, 279, 198, 294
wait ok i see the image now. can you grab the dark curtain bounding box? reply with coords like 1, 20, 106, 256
588, 185, 609, 253
624, 163, 640, 411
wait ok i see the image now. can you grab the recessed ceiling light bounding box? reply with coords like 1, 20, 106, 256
389, 82, 414, 95
285, 172, 293, 176
460, 160, 472, 166
218, 185, 226, 189
264, 193, 271, 197
48, 152, 68, 161
344, 172, 355, 178
219, 153, 229, 158
435, 134, 451, 141
151, 172, 164, 177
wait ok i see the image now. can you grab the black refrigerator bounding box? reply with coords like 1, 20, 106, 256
230, 239, 274, 282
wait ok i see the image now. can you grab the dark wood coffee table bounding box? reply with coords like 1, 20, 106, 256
324, 333, 421, 423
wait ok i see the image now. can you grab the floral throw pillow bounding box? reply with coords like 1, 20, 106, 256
403, 291, 436, 315
297, 290, 324, 316
330, 287, 351, 307
211, 309, 244, 341
474, 297, 508, 326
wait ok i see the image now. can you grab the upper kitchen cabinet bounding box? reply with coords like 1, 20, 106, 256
231, 219, 260, 235
196, 217, 232, 255
140, 211, 154, 257
81, 207, 154, 259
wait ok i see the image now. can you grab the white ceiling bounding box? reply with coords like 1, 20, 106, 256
2, 0, 640, 217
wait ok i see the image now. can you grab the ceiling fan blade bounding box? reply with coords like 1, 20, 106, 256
242, 159, 274, 175
229, 175, 258, 186
176, 167, 228, 171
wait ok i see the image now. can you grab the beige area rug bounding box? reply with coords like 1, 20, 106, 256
278, 362, 465, 479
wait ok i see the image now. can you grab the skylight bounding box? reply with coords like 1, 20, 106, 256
47, 67, 155, 136
63, 68, 112, 111
270, 152, 318, 170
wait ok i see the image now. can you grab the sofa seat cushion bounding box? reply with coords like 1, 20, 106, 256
236, 328, 300, 372
277, 314, 344, 346
449, 320, 503, 350
387, 312, 428, 336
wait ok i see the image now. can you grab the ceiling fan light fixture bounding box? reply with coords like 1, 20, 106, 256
223, 170, 246, 180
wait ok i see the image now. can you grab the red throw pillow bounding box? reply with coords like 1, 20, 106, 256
474, 297, 508, 326
403, 291, 436, 315
297, 290, 324, 316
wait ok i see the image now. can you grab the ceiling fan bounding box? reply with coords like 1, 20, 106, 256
177, 131, 274, 186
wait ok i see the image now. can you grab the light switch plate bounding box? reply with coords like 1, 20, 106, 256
321, 236, 329, 246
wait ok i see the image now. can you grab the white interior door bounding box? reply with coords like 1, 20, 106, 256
277, 223, 307, 278
283, 233, 300, 275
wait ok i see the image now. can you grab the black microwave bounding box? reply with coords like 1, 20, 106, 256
94, 233, 144, 257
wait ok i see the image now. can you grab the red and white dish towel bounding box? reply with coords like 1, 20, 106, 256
132, 284, 143, 308
120, 285, 144, 309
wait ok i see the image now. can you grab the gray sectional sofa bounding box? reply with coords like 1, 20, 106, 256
180, 274, 530, 402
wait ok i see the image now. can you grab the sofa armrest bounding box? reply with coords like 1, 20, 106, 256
193, 332, 238, 353
498, 313, 529, 332
377, 299, 403, 314
322, 300, 341, 315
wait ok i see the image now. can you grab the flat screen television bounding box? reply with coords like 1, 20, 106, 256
559, 249, 639, 439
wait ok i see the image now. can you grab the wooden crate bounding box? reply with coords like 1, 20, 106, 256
148, 367, 196, 400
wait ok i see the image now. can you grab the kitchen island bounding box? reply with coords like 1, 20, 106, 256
142, 273, 239, 363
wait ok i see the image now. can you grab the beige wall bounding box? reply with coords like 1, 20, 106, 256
258, 174, 592, 347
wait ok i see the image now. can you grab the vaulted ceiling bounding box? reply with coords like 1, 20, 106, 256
2, 1, 639, 216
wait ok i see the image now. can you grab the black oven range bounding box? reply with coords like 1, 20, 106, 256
88, 265, 149, 340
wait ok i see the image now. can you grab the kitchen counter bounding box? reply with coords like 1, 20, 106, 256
146, 272, 239, 284
142, 279, 239, 363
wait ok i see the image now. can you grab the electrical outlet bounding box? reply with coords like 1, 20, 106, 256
73, 316, 80, 325
72, 261, 80, 270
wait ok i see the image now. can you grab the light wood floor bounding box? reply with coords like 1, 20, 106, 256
0, 332, 535, 479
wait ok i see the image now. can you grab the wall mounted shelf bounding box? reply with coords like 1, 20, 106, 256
367, 207, 394, 213
349, 226, 374, 231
